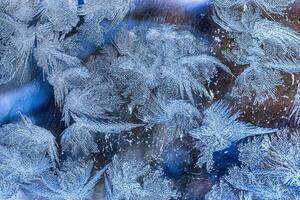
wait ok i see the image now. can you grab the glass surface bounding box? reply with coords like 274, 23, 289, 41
0, 0, 300, 199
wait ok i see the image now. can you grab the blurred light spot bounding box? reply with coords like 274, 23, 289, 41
0, 80, 52, 124
170, 0, 209, 8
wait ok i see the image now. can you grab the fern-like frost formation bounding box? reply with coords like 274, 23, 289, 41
0, 0, 300, 199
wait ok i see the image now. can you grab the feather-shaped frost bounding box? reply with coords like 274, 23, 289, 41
212, 6, 261, 33
0, 145, 51, 199
61, 123, 99, 156
136, 95, 201, 156
0, 0, 35, 22
0, 147, 51, 182
232, 67, 283, 104
178, 54, 233, 76
0, 177, 19, 200
62, 116, 142, 156
0, 115, 59, 165
112, 25, 231, 104
34, 38, 84, 76
47, 66, 90, 108
24, 160, 108, 200
36, 0, 79, 34
214, 8, 300, 62
63, 76, 123, 126
189, 101, 277, 171
0, 11, 82, 86
105, 154, 178, 200
239, 130, 300, 187
252, 19, 300, 58
205, 180, 238, 200
77, 0, 134, 20
137, 95, 201, 141
213, 4, 300, 62
225, 166, 296, 200
213, 0, 295, 14
0, 13, 35, 84
211, 129, 300, 199
213, 5, 300, 104
77, 0, 134, 45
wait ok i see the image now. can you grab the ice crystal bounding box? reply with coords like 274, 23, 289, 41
105, 154, 178, 200
0, 13, 35, 84
36, 0, 79, 34
205, 180, 237, 200
0, 0, 299, 199
0, 115, 58, 165
137, 95, 202, 132
0, 145, 51, 199
77, 0, 134, 45
209, 129, 300, 199
24, 160, 108, 200
63, 75, 123, 126
213, 0, 295, 14
189, 101, 276, 171
212, 4, 300, 104
62, 116, 142, 156
112, 25, 231, 104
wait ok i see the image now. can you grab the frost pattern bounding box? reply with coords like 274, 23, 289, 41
212, 2, 300, 104
111, 25, 231, 105
137, 95, 202, 139
0, 0, 135, 199
189, 101, 276, 171
36, 0, 79, 34
213, 0, 295, 14
105, 154, 178, 200
63, 75, 123, 126
0, 115, 58, 165
205, 180, 237, 200
24, 160, 108, 200
47, 66, 90, 108
0, 0, 35, 22
77, 0, 134, 45
1, 0, 299, 199
208, 129, 300, 199
0, 145, 52, 199
61, 116, 142, 156
0, 116, 56, 199
232, 67, 283, 104
0, 13, 35, 84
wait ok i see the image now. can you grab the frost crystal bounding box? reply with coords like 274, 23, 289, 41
137, 95, 202, 136
213, 0, 295, 14
0, 115, 58, 165
36, 0, 79, 34
0, 116, 56, 198
63, 76, 123, 126
62, 116, 142, 156
209, 129, 300, 199
77, 0, 134, 45
232, 67, 283, 104
190, 101, 276, 171
239, 130, 300, 187
0, 0, 299, 199
0, 149, 51, 199
112, 25, 231, 104
105, 154, 178, 200
24, 160, 108, 200
212, 4, 300, 104
0, 13, 35, 84
205, 180, 238, 200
